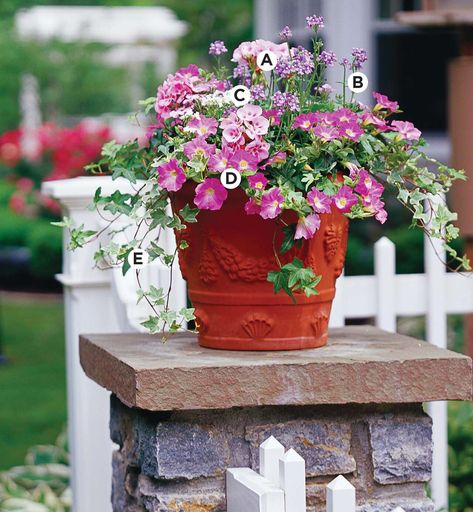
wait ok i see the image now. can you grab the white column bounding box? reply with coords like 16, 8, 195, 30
424, 195, 448, 511
323, 0, 375, 106
329, 272, 345, 327
375, 237, 396, 332
42, 177, 138, 512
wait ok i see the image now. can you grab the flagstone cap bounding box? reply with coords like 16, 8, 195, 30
79, 326, 472, 411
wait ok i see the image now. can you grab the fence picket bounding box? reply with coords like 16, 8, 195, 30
279, 449, 306, 512
259, 435, 285, 487
391, 508, 406, 512
374, 237, 396, 332
326, 475, 355, 512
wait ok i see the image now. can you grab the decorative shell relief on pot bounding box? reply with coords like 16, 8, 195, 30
241, 313, 273, 340
206, 235, 273, 282
312, 311, 329, 337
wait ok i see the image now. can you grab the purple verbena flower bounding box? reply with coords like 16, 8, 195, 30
352, 47, 368, 70
209, 40, 228, 56
306, 14, 324, 29
340, 57, 350, 66
272, 91, 300, 114
233, 62, 250, 79
275, 46, 314, 77
279, 25, 292, 40
250, 84, 266, 102
317, 50, 337, 67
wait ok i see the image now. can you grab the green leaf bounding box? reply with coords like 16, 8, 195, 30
280, 224, 299, 254
179, 204, 199, 223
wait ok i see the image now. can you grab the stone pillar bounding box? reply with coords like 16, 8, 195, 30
79, 326, 473, 512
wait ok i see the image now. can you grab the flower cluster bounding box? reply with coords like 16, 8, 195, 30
80, 13, 468, 333
1, 122, 110, 217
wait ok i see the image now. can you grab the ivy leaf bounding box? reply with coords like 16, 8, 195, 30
280, 224, 300, 254
267, 268, 295, 303
179, 204, 199, 223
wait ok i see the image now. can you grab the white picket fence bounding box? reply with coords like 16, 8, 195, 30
43, 177, 473, 512
226, 436, 406, 512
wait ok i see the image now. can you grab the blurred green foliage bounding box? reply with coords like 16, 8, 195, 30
0, 0, 253, 132
449, 402, 473, 511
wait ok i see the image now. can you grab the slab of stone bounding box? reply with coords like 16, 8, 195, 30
80, 326, 472, 411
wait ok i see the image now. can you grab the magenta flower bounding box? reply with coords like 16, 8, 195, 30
247, 172, 268, 190
361, 112, 388, 132
208, 146, 234, 172
187, 116, 218, 137
194, 178, 228, 210
293, 113, 318, 131
373, 92, 399, 113
333, 108, 358, 124
156, 159, 187, 192
314, 123, 339, 142
391, 121, 421, 141
183, 137, 216, 159
229, 149, 259, 172
244, 197, 261, 215
307, 187, 332, 214
355, 170, 383, 197
339, 122, 363, 141
333, 185, 358, 213
318, 112, 338, 126
294, 213, 321, 240
260, 188, 284, 219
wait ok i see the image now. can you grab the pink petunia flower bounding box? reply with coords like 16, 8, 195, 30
333, 185, 358, 213
208, 146, 234, 172
244, 197, 261, 215
156, 159, 187, 192
361, 112, 388, 132
339, 122, 363, 141
263, 109, 281, 126
293, 113, 318, 131
194, 178, 228, 210
247, 172, 268, 190
260, 187, 284, 219
373, 92, 399, 113
187, 115, 218, 137
333, 108, 358, 124
229, 149, 259, 172
183, 137, 216, 159
314, 123, 339, 142
391, 120, 421, 141
294, 213, 321, 240
307, 187, 332, 214
355, 170, 383, 197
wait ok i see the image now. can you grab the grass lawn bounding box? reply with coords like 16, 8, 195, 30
0, 293, 66, 470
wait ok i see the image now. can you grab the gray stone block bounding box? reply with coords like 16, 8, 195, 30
369, 414, 432, 484
358, 499, 435, 512
246, 419, 356, 477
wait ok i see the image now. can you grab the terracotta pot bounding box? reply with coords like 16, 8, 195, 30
172, 183, 348, 351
